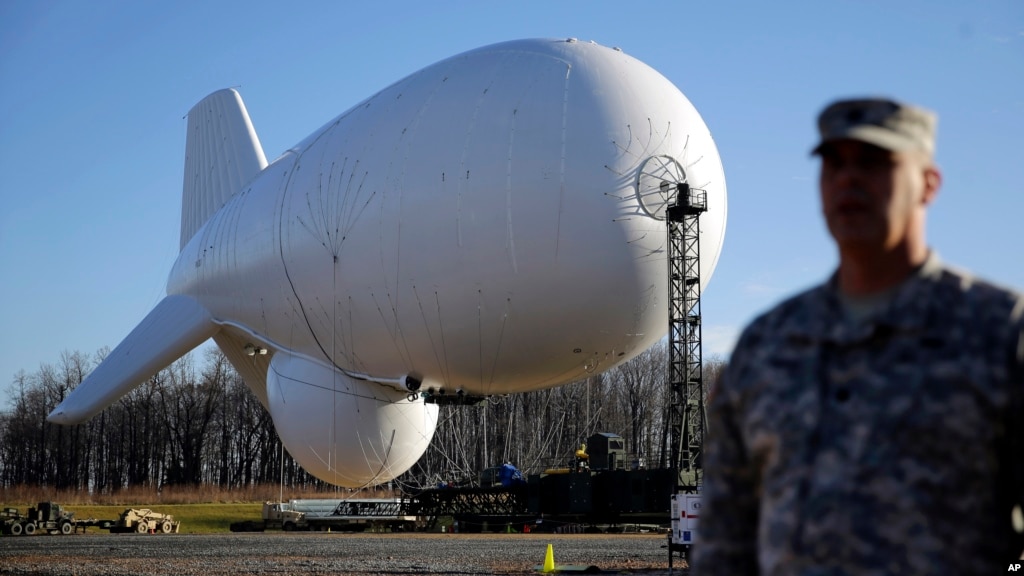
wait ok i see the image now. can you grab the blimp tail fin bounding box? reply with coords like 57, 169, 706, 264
47, 295, 219, 425
180, 88, 268, 250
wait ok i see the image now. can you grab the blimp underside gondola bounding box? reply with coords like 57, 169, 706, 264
47, 38, 726, 488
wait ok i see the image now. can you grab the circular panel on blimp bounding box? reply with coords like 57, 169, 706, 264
635, 154, 686, 220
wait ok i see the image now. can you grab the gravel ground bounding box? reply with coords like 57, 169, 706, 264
0, 532, 691, 575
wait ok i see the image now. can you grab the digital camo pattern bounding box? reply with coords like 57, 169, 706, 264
692, 253, 1024, 575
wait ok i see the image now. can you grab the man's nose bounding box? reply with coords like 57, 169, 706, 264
828, 159, 865, 187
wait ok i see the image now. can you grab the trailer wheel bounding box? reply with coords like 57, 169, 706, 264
136, 522, 149, 533
60, 521, 73, 535
10, 522, 23, 536
161, 521, 172, 534
23, 522, 36, 536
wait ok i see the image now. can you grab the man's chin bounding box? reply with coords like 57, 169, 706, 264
831, 232, 886, 253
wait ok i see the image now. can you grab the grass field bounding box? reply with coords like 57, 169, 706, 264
0, 485, 390, 535
0, 503, 265, 534
61, 503, 265, 534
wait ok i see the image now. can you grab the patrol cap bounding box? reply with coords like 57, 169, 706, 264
812, 97, 937, 156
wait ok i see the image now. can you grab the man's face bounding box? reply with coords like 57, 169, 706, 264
818, 139, 935, 252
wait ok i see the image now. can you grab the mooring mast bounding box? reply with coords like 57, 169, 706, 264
666, 182, 707, 493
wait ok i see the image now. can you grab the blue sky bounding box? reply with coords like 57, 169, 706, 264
1, 1, 1022, 409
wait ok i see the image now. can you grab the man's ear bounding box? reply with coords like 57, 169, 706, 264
922, 164, 942, 206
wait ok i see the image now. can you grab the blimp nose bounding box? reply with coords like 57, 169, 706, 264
634, 154, 691, 220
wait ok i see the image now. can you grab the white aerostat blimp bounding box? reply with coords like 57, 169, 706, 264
48, 38, 727, 487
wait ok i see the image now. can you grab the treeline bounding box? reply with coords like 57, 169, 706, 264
0, 344, 723, 494
0, 349, 309, 493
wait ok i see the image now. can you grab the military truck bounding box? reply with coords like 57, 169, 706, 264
262, 501, 307, 531
1, 502, 76, 536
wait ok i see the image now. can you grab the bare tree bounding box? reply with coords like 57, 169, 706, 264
0, 343, 729, 494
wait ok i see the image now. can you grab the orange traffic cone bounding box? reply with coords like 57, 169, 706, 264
542, 543, 555, 573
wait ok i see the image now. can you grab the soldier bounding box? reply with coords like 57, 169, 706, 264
691, 97, 1024, 575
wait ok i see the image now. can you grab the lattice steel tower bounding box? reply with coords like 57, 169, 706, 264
634, 156, 708, 493
666, 183, 707, 492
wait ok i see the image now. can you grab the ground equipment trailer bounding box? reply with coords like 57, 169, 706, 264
108, 508, 180, 534
258, 499, 418, 532
1, 502, 77, 536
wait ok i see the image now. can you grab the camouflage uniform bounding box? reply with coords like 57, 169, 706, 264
692, 252, 1024, 575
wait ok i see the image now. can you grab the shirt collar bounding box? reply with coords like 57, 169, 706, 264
809, 251, 943, 343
